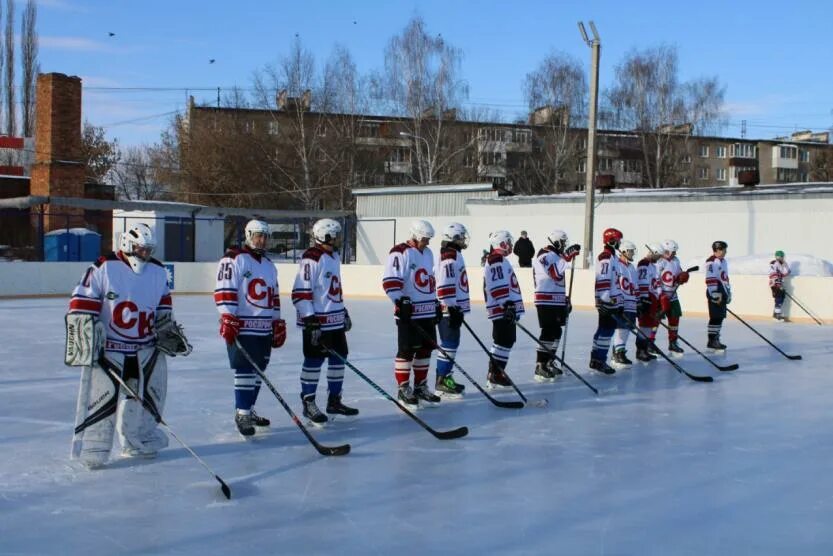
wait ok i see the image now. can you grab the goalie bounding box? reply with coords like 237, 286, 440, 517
65, 223, 191, 469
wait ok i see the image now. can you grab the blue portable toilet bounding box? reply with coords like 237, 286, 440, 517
73, 228, 102, 261
44, 229, 101, 261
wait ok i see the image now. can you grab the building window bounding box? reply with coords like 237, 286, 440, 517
480, 151, 503, 165
698, 167, 709, 180
731, 143, 756, 158
243, 120, 255, 134
799, 149, 810, 162
513, 129, 531, 144
268, 121, 279, 135
682, 176, 690, 185
623, 159, 641, 172
479, 127, 506, 142
577, 159, 586, 173
598, 158, 613, 172
715, 146, 726, 158
732, 166, 756, 177
682, 154, 692, 164
359, 122, 380, 137
699, 145, 709, 158
463, 152, 475, 168
779, 145, 797, 159
800, 172, 809, 182
388, 147, 409, 163
578, 137, 588, 150
716, 168, 727, 181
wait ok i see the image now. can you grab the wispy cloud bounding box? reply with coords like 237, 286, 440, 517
38, 0, 88, 12
41, 36, 110, 52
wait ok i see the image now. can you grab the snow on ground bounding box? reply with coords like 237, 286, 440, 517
2, 296, 833, 555
682, 253, 833, 277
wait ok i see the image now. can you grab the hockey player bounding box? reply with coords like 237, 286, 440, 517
611, 240, 639, 369
291, 218, 358, 425
589, 228, 623, 375
769, 250, 791, 321
214, 219, 286, 437
66, 223, 192, 468
656, 239, 689, 356
705, 240, 732, 350
433, 222, 470, 398
382, 220, 442, 408
635, 243, 664, 362
483, 230, 525, 388
531, 229, 580, 381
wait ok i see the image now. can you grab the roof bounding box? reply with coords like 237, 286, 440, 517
353, 183, 495, 196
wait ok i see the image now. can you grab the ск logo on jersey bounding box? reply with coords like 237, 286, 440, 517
662, 270, 674, 285
414, 268, 435, 294
110, 300, 154, 339
621, 277, 635, 295
247, 278, 276, 309
460, 269, 469, 293
327, 275, 343, 303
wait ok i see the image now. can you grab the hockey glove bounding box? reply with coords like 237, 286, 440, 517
344, 309, 352, 332
597, 301, 618, 317
219, 313, 242, 345
658, 294, 671, 318
435, 300, 444, 324
563, 244, 581, 262
448, 305, 465, 329
638, 298, 652, 317
502, 301, 518, 322
566, 297, 573, 315
272, 319, 287, 348
156, 313, 193, 356
396, 297, 413, 323
677, 271, 690, 285
709, 291, 723, 304
302, 315, 322, 346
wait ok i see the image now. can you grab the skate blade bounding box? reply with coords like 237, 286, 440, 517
417, 398, 441, 408
437, 391, 464, 400
486, 381, 511, 390
397, 400, 419, 411
706, 348, 726, 354
668, 352, 684, 359
121, 450, 158, 459
305, 417, 330, 429
533, 375, 557, 383
609, 362, 631, 370
327, 413, 359, 422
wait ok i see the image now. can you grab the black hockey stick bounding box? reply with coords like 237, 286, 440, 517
685, 265, 700, 273
515, 321, 601, 395
620, 315, 714, 382
321, 344, 469, 440
99, 354, 232, 500
656, 320, 739, 371
783, 291, 824, 326
461, 320, 530, 403
234, 339, 351, 456
559, 258, 577, 364
726, 308, 803, 360
413, 324, 525, 409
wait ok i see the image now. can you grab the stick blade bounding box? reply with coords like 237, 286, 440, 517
686, 372, 714, 383
217, 476, 232, 500
433, 426, 469, 440
719, 364, 740, 371
787, 354, 803, 360
318, 443, 352, 456
492, 399, 526, 409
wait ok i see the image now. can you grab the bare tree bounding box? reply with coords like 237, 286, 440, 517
374, 16, 469, 185
81, 121, 119, 183
811, 150, 833, 182
112, 145, 169, 201
20, 0, 37, 137
4, 0, 14, 136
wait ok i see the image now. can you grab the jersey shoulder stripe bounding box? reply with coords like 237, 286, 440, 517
390, 243, 408, 254
440, 247, 458, 261
637, 258, 652, 267
302, 246, 324, 261
706, 255, 717, 263
487, 253, 504, 264
597, 251, 613, 261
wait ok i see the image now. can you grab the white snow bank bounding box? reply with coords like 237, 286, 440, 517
683, 253, 833, 277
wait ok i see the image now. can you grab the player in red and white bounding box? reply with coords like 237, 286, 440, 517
655, 239, 689, 356
589, 228, 623, 375
611, 240, 638, 369
214, 219, 286, 437
531, 229, 580, 381
483, 230, 525, 388
382, 220, 442, 408
635, 243, 664, 362
705, 240, 731, 351
291, 218, 358, 426
433, 222, 471, 398
66, 223, 191, 468
769, 250, 790, 321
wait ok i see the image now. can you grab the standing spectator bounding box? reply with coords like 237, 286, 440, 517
513, 231, 535, 268
769, 250, 791, 321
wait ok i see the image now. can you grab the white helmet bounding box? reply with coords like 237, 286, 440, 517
620, 240, 636, 260
442, 222, 469, 248
409, 219, 435, 241
312, 218, 341, 247
547, 229, 568, 251
119, 223, 156, 274
646, 242, 663, 259
245, 219, 270, 254
489, 230, 514, 255
661, 239, 679, 255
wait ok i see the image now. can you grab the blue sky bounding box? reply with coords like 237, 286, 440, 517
37, 0, 833, 146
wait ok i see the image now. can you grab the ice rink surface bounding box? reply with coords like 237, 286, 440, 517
1, 295, 832, 555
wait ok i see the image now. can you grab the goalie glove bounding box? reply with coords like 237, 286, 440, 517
155, 313, 193, 356
65, 313, 105, 367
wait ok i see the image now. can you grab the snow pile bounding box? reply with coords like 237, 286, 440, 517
683, 253, 833, 277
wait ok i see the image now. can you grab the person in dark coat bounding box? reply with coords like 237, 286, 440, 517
513, 231, 535, 267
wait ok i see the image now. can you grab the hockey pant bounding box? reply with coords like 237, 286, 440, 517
664, 299, 683, 343
301, 328, 348, 399
395, 318, 435, 386
227, 334, 272, 412
636, 297, 660, 351
536, 305, 566, 365
613, 311, 638, 353
435, 316, 461, 378
772, 287, 786, 317
591, 311, 618, 362
490, 319, 517, 372
708, 288, 728, 341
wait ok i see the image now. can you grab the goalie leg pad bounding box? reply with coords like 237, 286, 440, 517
71, 354, 123, 468
65, 313, 105, 367
140, 350, 168, 451
117, 350, 168, 455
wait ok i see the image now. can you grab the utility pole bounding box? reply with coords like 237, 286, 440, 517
578, 21, 601, 269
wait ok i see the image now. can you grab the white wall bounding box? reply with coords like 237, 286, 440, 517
1, 262, 830, 323
195, 218, 224, 262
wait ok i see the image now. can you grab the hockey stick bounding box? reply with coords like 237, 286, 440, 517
620, 315, 714, 382
234, 339, 351, 456
685, 265, 700, 273
783, 291, 824, 326
461, 320, 530, 403
320, 343, 469, 440
655, 320, 738, 371
726, 308, 803, 360
99, 354, 232, 500
515, 321, 601, 395
412, 324, 525, 409
559, 258, 576, 364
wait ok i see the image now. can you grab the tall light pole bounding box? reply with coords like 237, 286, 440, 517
400, 131, 433, 184
578, 21, 600, 269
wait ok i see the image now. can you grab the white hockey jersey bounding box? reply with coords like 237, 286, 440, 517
532, 247, 569, 307
637, 257, 662, 301
291, 246, 346, 330
483, 252, 524, 320
618, 257, 639, 312
769, 260, 790, 288
68, 252, 172, 353
435, 245, 470, 313
382, 241, 437, 320
594, 247, 622, 306
656, 256, 683, 302
214, 247, 281, 337
705, 255, 731, 298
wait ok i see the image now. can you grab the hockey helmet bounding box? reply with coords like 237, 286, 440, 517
489, 230, 514, 255
119, 223, 156, 274
620, 239, 636, 260
244, 219, 270, 254
547, 229, 568, 251
661, 239, 679, 255
312, 218, 342, 248
602, 227, 623, 248
442, 222, 470, 249
712, 240, 728, 252
409, 219, 435, 242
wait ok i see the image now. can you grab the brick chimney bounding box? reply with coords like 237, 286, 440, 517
30, 73, 85, 231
